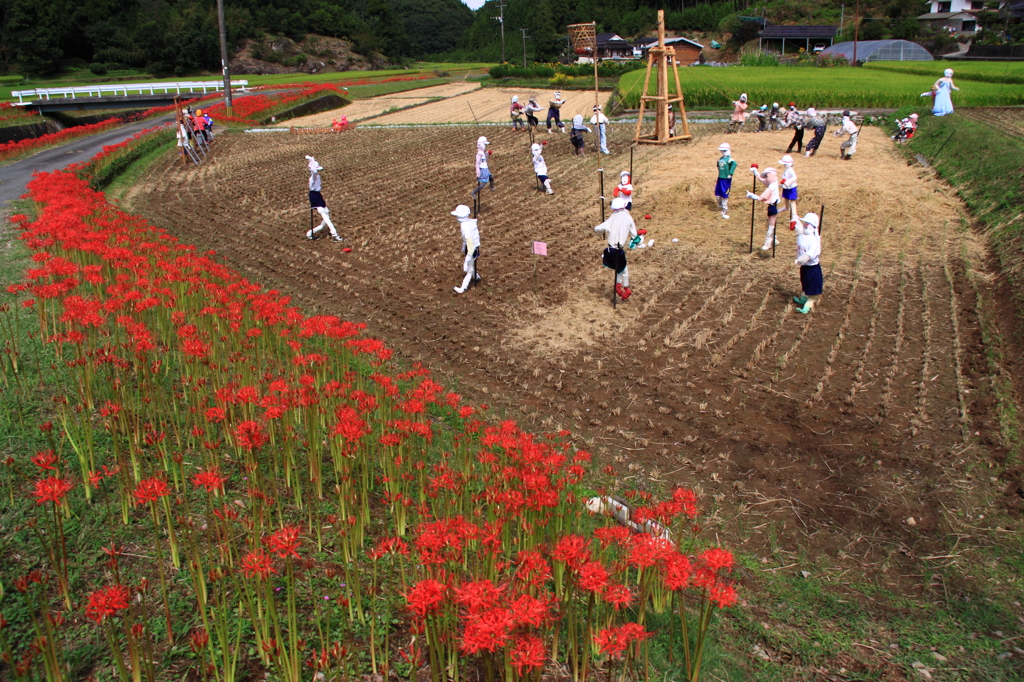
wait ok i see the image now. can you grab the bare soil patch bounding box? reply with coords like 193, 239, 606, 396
363, 86, 613, 125
128, 124, 1021, 676
282, 82, 481, 126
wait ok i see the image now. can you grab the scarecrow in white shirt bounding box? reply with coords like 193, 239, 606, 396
746, 164, 780, 251
594, 197, 639, 301
451, 204, 481, 294
531, 143, 554, 195
304, 156, 341, 242
792, 213, 823, 314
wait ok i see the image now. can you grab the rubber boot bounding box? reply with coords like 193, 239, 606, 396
797, 297, 816, 314
793, 294, 808, 306
489, 176, 496, 192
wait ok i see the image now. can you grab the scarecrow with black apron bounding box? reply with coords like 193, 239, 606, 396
305, 156, 342, 241
793, 212, 823, 314
595, 197, 639, 301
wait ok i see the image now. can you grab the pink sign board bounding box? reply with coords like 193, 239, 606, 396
532, 241, 547, 256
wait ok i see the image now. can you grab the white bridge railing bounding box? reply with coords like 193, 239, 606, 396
11, 80, 249, 104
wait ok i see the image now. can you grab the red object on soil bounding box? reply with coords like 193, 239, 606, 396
343, 248, 352, 252
644, 214, 652, 220
637, 229, 647, 236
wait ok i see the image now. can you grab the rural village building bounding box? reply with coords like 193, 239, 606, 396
757, 25, 839, 54
633, 36, 704, 64
918, 0, 1008, 35
595, 33, 635, 60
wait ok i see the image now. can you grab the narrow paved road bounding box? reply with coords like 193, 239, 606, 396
0, 114, 177, 207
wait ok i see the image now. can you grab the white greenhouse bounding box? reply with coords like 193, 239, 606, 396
820, 39, 934, 62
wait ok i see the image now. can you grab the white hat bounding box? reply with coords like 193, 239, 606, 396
718, 142, 731, 152
610, 197, 627, 210
909, 113, 919, 119
451, 205, 471, 218
740, 93, 748, 102
806, 107, 816, 116
477, 136, 489, 145
572, 114, 583, 125
778, 155, 794, 165
511, 95, 518, 103
762, 167, 777, 176
620, 170, 630, 178
772, 102, 779, 108
801, 212, 820, 229
531, 143, 541, 154
944, 68, 953, 77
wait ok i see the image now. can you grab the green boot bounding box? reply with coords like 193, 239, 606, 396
793, 295, 808, 306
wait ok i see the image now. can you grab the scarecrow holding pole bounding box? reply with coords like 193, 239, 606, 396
803, 107, 827, 158
546, 91, 566, 134
590, 105, 611, 155
305, 156, 342, 242
778, 154, 798, 226
613, 170, 633, 211
834, 110, 859, 160
727, 93, 748, 134
594, 197, 638, 301
746, 164, 780, 252
531, 143, 554, 195
472, 136, 495, 198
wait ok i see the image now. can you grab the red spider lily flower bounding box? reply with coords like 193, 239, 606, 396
99, 401, 121, 418
700, 548, 734, 574
32, 476, 73, 505
509, 633, 546, 675
594, 623, 651, 660
235, 420, 268, 451
454, 580, 503, 615
552, 535, 591, 571
460, 607, 513, 655
191, 468, 227, 493
85, 584, 130, 623
240, 551, 276, 580
30, 451, 58, 471
133, 477, 170, 506
266, 525, 302, 559
38, 422, 52, 433
709, 582, 739, 608
205, 407, 226, 423
602, 583, 634, 610
508, 593, 553, 628
577, 561, 610, 593
514, 550, 552, 589
188, 629, 209, 652
593, 525, 631, 549
405, 579, 446, 617
627, 534, 674, 570
662, 553, 693, 591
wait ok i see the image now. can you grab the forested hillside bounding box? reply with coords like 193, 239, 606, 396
0, 0, 937, 76
0, 0, 473, 75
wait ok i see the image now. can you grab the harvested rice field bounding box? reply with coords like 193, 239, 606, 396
282, 81, 482, 126
125, 116, 1024, 678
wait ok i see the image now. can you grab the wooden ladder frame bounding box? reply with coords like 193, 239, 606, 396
633, 9, 691, 145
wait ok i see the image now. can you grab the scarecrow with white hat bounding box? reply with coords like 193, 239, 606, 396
546, 91, 566, 134
472, 136, 495, 198
834, 110, 859, 160
778, 154, 798, 226
451, 204, 481, 294
613, 170, 633, 211
792, 212, 823, 314
594, 197, 638, 301
531, 143, 554, 195
569, 114, 591, 155
304, 155, 342, 242
715, 142, 737, 220
590, 104, 611, 154
510, 96, 526, 131
728, 93, 748, 133
784, 103, 805, 153
746, 164, 780, 251
525, 96, 543, 129
803, 107, 827, 157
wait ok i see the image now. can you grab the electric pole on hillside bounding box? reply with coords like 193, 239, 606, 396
217, 0, 233, 114
853, 0, 859, 65
520, 28, 529, 67
492, 2, 507, 64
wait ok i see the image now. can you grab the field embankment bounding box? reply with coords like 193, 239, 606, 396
618, 66, 1024, 109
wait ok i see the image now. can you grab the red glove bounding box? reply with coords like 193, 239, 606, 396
487, 150, 492, 155
751, 163, 759, 169
621, 188, 632, 195
789, 221, 797, 230
637, 228, 648, 236
612, 187, 620, 197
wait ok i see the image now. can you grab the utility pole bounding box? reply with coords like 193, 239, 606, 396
520, 28, 529, 68
839, 3, 845, 37
217, 0, 232, 114
492, 2, 507, 64
853, 0, 859, 65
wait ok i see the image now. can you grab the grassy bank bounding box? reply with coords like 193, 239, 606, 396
617, 66, 1024, 110
863, 61, 1024, 85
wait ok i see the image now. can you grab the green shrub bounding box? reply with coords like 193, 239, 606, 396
89, 62, 108, 75
740, 51, 780, 67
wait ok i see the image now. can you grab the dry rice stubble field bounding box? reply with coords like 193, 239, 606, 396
128, 123, 1022, 674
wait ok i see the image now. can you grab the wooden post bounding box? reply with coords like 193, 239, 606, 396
599, 169, 605, 222
819, 204, 825, 235
749, 174, 756, 254
593, 21, 600, 110
310, 208, 315, 238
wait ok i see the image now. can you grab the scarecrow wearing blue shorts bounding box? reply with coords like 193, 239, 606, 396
715, 142, 737, 220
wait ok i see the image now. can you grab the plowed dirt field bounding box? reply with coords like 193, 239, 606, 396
283, 82, 482, 126
127, 123, 1023, 674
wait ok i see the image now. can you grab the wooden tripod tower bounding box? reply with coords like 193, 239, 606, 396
634, 9, 690, 144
